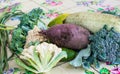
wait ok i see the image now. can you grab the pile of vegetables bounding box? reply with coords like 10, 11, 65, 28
0, 8, 43, 73
7, 8, 68, 74
46, 11, 120, 73
70, 25, 120, 69
0, 8, 47, 73
1, 7, 120, 74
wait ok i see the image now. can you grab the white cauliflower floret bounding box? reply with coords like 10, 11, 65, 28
24, 26, 47, 48
16, 42, 67, 73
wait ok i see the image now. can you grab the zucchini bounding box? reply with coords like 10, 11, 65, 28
61, 48, 77, 62
64, 12, 120, 33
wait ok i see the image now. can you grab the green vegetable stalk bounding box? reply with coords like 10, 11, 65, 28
0, 24, 14, 74
0, 25, 8, 73
0, 10, 23, 74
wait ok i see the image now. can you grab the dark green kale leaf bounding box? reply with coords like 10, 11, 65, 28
10, 8, 43, 54
101, 8, 120, 17
89, 25, 120, 65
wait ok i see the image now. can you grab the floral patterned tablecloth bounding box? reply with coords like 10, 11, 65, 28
1, 0, 120, 74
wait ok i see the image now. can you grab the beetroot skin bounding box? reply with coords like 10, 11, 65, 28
41, 24, 90, 50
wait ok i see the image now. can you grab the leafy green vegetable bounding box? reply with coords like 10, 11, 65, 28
69, 45, 91, 69
15, 42, 67, 73
10, 8, 44, 54
89, 25, 120, 65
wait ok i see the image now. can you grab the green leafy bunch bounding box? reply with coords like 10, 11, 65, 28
10, 8, 43, 54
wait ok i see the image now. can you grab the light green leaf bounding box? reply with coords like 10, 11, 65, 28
69, 45, 91, 67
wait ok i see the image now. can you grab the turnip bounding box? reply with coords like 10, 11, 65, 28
40, 24, 90, 50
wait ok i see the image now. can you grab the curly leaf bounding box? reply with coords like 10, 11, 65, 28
89, 25, 120, 65
69, 45, 91, 68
